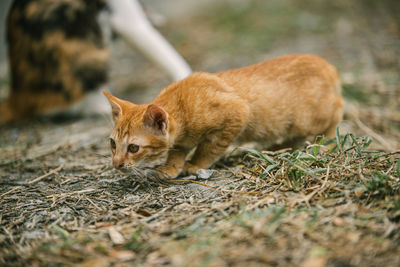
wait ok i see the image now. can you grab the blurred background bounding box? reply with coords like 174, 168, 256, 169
1, 2, 399, 265
0, 0, 399, 151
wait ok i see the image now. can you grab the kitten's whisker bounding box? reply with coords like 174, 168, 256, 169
131, 166, 146, 178
134, 168, 143, 177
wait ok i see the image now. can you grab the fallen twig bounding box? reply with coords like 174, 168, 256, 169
166, 179, 263, 196
46, 188, 97, 198
28, 164, 64, 184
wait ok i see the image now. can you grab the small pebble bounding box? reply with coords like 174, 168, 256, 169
197, 169, 214, 179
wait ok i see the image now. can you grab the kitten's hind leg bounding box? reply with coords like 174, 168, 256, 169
267, 136, 307, 151
324, 97, 344, 138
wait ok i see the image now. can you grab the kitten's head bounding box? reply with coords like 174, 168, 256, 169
103, 91, 171, 171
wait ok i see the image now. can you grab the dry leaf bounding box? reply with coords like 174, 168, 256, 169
79, 257, 109, 267
136, 209, 152, 217
95, 221, 114, 228
301, 256, 327, 267
333, 217, 345, 227
108, 227, 125, 245
346, 232, 361, 243
109, 250, 135, 261
354, 187, 366, 197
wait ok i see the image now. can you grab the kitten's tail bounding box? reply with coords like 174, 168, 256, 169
0, 100, 14, 125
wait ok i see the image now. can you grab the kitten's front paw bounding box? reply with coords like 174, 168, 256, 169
156, 166, 181, 179
182, 163, 202, 176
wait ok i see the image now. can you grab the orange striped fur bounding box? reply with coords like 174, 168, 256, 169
104, 54, 344, 178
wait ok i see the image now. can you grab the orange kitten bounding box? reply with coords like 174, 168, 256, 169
104, 54, 344, 178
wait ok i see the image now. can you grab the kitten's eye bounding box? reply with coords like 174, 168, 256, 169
110, 138, 116, 150
128, 144, 140, 153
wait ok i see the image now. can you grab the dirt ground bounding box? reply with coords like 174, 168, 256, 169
0, 0, 399, 266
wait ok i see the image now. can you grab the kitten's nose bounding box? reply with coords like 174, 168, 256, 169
112, 159, 124, 169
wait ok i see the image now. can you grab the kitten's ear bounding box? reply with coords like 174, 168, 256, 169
102, 91, 126, 121
143, 104, 168, 135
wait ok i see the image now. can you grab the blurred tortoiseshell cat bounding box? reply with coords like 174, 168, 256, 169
0, 0, 193, 124
0, 0, 108, 123
104, 54, 344, 178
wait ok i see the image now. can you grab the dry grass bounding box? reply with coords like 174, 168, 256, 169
1, 0, 400, 266
0, 126, 399, 266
